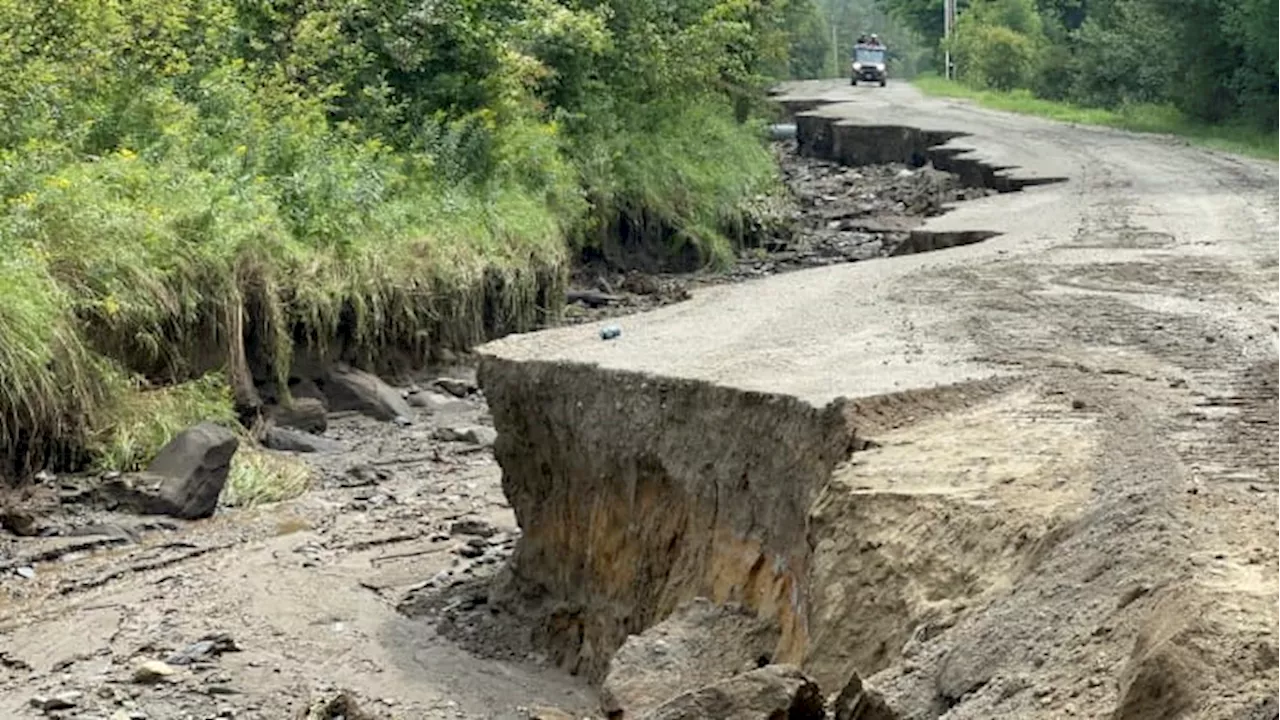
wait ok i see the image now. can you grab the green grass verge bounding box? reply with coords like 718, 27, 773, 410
913, 74, 1278, 160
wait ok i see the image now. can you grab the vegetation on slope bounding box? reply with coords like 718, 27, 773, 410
0, 0, 827, 479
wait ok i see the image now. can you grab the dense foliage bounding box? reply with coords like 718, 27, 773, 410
0, 0, 823, 476
880, 0, 1278, 129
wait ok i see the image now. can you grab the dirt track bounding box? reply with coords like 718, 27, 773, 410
481, 80, 1279, 718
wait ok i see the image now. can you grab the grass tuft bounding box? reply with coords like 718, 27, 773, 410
221, 448, 313, 508
913, 74, 1278, 160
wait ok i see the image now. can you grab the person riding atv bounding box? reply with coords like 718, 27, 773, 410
850, 40, 888, 87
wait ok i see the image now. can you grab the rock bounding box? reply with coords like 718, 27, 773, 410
833, 671, 900, 720
1, 508, 39, 536
166, 633, 240, 666
268, 398, 328, 434
298, 691, 372, 720
635, 664, 825, 720
450, 518, 498, 538
289, 377, 329, 406
602, 598, 782, 718
342, 465, 389, 487
433, 426, 498, 447
407, 390, 472, 413
457, 543, 486, 559
30, 691, 81, 711
264, 427, 344, 454
15, 566, 35, 579
322, 365, 414, 422
433, 377, 477, 398
147, 422, 239, 520
134, 660, 177, 683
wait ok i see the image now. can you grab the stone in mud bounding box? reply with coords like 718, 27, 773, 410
833, 671, 900, 720
268, 398, 328, 434
450, 518, 498, 538
433, 426, 497, 447
264, 427, 344, 454
407, 390, 472, 413
165, 633, 240, 666
322, 365, 414, 422
1, 508, 39, 536
433, 377, 478, 398
29, 691, 81, 711
635, 664, 825, 720
601, 598, 781, 718
147, 422, 239, 520
134, 660, 177, 683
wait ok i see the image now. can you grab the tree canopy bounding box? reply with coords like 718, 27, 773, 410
878, 0, 1278, 128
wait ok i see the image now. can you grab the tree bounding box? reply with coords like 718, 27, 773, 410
944, 0, 1045, 90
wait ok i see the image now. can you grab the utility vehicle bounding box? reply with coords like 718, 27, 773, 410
851, 43, 887, 87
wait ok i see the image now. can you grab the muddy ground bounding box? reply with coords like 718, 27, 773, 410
0, 143, 985, 719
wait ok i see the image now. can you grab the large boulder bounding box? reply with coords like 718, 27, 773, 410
267, 397, 328, 434
636, 664, 825, 720
147, 422, 239, 519
602, 598, 781, 718
321, 365, 413, 422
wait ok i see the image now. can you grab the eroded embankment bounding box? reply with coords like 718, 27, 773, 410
468, 111, 1086, 710
474, 346, 1131, 717
477, 357, 858, 681
786, 101, 1066, 193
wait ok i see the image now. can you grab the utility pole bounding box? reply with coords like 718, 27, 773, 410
943, 0, 956, 80
831, 20, 838, 78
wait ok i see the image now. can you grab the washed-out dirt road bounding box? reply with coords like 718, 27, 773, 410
480, 80, 1279, 719
1, 80, 1275, 720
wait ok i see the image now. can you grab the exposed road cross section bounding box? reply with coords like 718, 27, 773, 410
478, 80, 1279, 719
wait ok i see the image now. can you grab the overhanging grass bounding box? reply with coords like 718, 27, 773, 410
575, 100, 781, 269
913, 74, 1278, 160
0, 147, 568, 479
